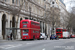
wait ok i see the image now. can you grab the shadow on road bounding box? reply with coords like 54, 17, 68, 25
17, 39, 36, 41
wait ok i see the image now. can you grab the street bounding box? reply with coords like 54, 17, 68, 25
0, 0, 75, 50
0, 38, 75, 50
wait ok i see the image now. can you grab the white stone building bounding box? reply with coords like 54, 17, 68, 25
0, 0, 53, 39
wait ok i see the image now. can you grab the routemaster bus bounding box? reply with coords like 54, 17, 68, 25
20, 19, 40, 40
56, 28, 68, 38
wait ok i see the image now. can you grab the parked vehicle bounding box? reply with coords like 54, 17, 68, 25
50, 34, 59, 40
63, 32, 70, 39
40, 33, 47, 40
70, 34, 75, 38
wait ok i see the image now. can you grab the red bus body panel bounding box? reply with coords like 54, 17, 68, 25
20, 19, 40, 40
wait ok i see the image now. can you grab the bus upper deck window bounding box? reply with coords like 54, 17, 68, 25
22, 22, 28, 24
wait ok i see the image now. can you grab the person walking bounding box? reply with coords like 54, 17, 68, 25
7, 35, 10, 40
10, 33, 12, 40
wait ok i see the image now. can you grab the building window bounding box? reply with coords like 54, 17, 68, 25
10, 20, 12, 28
19, 0, 20, 5
52, 2, 54, 4
12, 0, 14, 3
5, 0, 6, 2
44, 5, 46, 8
16, 0, 18, 4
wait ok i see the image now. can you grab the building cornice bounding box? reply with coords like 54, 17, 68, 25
28, 0, 45, 10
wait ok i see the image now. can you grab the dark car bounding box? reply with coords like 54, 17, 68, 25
50, 34, 59, 40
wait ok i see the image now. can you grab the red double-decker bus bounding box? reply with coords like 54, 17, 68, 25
20, 19, 40, 40
56, 28, 67, 38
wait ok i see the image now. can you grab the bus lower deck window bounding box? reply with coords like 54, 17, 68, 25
23, 29, 29, 32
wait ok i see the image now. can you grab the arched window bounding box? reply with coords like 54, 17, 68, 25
12, 16, 15, 27
20, 18, 22, 21
12, 0, 14, 3
2, 14, 6, 39
52, 2, 54, 4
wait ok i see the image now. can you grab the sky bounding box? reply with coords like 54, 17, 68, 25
63, 0, 75, 12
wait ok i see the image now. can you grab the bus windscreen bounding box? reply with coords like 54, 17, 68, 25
56, 29, 61, 32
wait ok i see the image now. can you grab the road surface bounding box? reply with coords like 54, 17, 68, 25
0, 38, 75, 50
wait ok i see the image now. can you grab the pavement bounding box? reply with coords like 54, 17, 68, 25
0, 38, 21, 43
0, 38, 50, 43
0, 38, 75, 50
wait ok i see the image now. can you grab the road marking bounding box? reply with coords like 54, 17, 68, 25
26, 43, 33, 44
0, 44, 22, 49
26, 43, 32, 44
42, 48, 45, 50
5, 44, 22, 49
59, 39, 64, 40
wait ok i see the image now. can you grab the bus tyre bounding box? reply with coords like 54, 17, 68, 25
68, 37, 70, 39
37, 38, 40, 40
33, 36, 35, 40
45, 38, 47, 40
43, 38, 44, 40
22, 39, 25, 41
56, 37, 59, 40
37, 36, 40, 40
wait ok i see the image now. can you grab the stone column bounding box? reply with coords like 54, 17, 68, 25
41, 22, 44, 33
8, 15, 10, 28
0, 13, 2, 39
7, 15, 10, 35
44, 23, 46, 34
5, 18, 8, 39
44, 22, 46, 33
17, 17, 21, 39
47, 24, 49, 37
40, 21, 42, 33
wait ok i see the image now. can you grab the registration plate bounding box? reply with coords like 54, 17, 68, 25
58, 36, 60, 37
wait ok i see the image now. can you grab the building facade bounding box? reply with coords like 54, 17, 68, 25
56, 0, 69, 28
0, 0, 62, 39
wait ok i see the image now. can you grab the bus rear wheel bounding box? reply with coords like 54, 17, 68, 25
22, 39, 26, 41
33, 36, 35, 40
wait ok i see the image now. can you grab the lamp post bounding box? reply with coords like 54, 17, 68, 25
29, 7, 31, 20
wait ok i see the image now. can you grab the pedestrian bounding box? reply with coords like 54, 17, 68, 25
7, 35, 10, 40
10, 33, 12, 40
